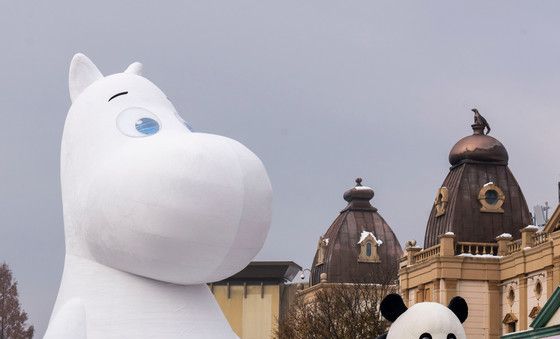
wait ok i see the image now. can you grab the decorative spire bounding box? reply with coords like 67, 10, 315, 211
342, 178, 376, 212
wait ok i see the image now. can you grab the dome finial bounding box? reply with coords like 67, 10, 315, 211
343, 178, 376, 212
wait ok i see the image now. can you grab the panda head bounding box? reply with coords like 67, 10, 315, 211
380, 294, 468, 339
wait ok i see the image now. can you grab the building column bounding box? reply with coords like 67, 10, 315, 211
432, 279, 440, 303
519, 275, 528, 330
401, 288, 410, 307
487, 282, 501, 339
441, 279, 457, 304
547, 266, 555, 299
552, 261, 560, 296
416, 284, 425, 303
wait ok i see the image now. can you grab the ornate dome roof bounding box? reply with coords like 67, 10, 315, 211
310, 178, 403, 285
424, 111, 530, 248
449, 123, 509, 166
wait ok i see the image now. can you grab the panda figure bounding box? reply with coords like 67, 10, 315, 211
377, 293, 468, 339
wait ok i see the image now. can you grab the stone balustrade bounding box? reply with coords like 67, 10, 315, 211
413, 244, 441, 264
455, 242, 498, 256
401, 225, 551, 266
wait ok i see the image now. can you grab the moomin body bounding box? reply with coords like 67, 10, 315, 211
44, 54, 272, 338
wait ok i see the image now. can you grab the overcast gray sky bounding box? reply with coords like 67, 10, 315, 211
2, 1, 560, 336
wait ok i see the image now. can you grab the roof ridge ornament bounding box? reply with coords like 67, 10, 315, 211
471, 108, 491, 135
355, 177, 363, 186
342, 178, 377, 212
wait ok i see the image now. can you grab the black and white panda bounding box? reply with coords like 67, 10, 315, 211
377, 294, 468, 339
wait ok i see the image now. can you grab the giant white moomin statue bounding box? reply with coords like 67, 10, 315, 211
44, 54, 272, 338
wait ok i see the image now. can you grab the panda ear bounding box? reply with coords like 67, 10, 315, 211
448, 296, 468, 323
380, 293, 408, 322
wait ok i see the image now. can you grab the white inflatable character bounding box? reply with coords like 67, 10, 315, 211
378, 294, 468, 339
44, 53, 272, 339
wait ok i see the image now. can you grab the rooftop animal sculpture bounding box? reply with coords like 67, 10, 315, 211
472, 108, 491, 135
44, 53, 272, 338
377, 293, 468, 339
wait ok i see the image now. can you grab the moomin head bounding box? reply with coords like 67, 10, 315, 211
61, 53, 272, 285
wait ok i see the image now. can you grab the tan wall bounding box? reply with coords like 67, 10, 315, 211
501, 279, 520, 334
527, 271, 547, 325
212, 284, 280, 339
457, 280, 489, 338
407, 288, 415, 306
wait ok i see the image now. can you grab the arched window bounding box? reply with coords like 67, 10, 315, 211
535, 280, 543, 300
507, 288, 515, 306
358, 231, 380, 263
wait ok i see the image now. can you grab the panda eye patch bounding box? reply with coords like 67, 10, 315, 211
447, 334, 457, 339
419, 334, 432, 339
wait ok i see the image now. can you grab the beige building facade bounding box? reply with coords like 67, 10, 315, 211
210, 261, 301, 339
399, 210, 560, 338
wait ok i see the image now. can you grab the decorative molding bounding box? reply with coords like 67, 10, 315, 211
478, 182, 505, 213
534, 279, 543, 300
357, 232, 380, 263
529, 305, 541, 319
544, 204, 560, 234
315, 236, 329, 266
434, 187, 449, 217
506, 286, 516, 307
503, 312, 518, 324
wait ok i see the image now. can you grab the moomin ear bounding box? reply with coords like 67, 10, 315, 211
69, 53, 103, 102
124, 62, 143, 76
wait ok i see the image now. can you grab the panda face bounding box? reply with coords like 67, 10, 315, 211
387, 303, 466, 339
379, 294, 468, 339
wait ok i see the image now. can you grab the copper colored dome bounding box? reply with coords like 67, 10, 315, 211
449, 123, 509, 166
310, 178, 403, 285
424, 114, 530, 248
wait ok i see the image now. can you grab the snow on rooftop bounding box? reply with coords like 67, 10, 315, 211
354, 186, 373, 191
358, 231, 382, 245
498, 233, 512, 238
483, 181, 494, 187
458, 253, 501, 259
525, 225, 540, 230
445, 232, 455, 236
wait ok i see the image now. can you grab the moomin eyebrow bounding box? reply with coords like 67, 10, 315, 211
108, 91, 128, 102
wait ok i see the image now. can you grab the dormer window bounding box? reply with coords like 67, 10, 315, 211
357, 231, 381, 263
434, 187, 449, 217
315, 236, 329, 266
478, 182, 505, 213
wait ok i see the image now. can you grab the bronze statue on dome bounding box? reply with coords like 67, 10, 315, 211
472, 108, 491, 135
